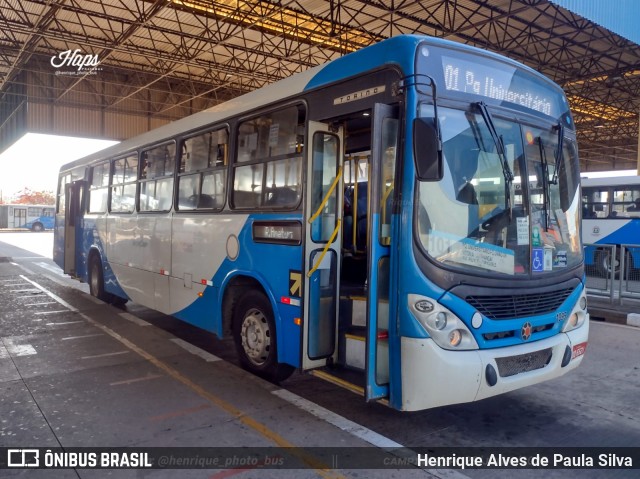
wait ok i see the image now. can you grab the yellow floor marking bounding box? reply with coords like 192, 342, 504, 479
19, 275, 344, 479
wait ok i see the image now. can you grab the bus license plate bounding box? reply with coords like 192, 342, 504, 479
572, 342, 587, 359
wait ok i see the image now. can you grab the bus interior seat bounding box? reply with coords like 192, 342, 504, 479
264, 187, 300, 207
234, 190, 261, 208
196, 194, 216, 208
181, 193, 215, 209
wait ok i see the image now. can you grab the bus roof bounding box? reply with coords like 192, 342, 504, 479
59, 34, 561, 174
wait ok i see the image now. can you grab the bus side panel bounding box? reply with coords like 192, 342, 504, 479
169, 213, 250, 331
172, 214, 304, 369
76, 215, 126, 298
106, 215, 156, 307
582, 218, 640, 267
584, 245, 596, 266
582, 218, 638, 245
217, 214, 303, 369
138, 215, 172, 312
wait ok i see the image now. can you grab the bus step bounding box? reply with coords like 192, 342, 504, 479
309, 368, 390, 407
345, 332, 365, 370
309, 368, 364, 396
339, 294, 366, 301
339, 296, 366, 327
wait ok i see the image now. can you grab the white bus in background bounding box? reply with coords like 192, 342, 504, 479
581, 176, 640, 276
0, 204, 56, 231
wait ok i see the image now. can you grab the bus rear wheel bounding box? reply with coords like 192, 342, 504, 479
232, 290, 294, 383
596, 248, 633, 279
31, 222, 44, 232
89, 254, 111, 302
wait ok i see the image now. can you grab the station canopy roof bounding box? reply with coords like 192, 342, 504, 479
1, 0, 639, 172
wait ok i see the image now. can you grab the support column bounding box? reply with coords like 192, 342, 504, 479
637, 109, 640, 175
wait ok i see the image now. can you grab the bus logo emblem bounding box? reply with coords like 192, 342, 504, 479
593, 226, 600, 234
521, 322, 532, 341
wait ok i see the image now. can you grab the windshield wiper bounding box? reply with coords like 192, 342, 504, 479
538, 137, 551, 231
475, 101, 514, 220
550, 122, 564, 185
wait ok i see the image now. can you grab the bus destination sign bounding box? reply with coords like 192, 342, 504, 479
440, 55, 556, 116
252, 221, 302, 245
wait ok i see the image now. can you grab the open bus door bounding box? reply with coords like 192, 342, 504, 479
63, 180, 85, 276
364, 103, 399, 401
302, 122, 344, 369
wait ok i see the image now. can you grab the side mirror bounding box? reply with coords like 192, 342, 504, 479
413, 117, 442, 181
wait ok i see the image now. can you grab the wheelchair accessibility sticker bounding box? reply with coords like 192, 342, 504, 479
532, 247, 553, 272
532, 248, 544, 272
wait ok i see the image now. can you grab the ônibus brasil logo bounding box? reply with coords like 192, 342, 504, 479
50, 49, 101, 75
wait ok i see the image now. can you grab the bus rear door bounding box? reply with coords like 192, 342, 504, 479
63, 181, 85, 276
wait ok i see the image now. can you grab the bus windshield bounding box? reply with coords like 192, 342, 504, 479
416, 105, 582, 276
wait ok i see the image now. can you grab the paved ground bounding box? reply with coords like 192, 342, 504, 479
0, 232, 639, 478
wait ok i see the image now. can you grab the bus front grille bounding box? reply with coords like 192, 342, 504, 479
466, 288, 573, 320
495, 348, 553, 378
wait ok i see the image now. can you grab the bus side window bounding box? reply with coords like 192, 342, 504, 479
232, 105, 305, 210
139, 142, 175, 212
177, 128, 228, 211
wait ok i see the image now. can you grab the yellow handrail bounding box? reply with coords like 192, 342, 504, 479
307, 219, 341, 278
308, 166, 342, 225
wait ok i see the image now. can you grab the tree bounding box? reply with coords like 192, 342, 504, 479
12, 188, 56, 205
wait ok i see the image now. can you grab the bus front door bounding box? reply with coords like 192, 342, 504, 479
302, 122, 344, 369
365, 103, 398, 401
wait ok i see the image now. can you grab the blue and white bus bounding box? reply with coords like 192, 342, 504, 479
54, 35, 588, 411
0, 204, 55, 231
582, 176, 640, 277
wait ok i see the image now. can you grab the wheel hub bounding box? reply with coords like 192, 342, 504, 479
241, 308, 270, 365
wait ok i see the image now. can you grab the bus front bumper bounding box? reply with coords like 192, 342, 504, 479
400, 319, 589, 411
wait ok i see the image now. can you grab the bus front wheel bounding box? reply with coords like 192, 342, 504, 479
89, 254, 111, 302
31, 222, 44, 232
232, 290, 294, 383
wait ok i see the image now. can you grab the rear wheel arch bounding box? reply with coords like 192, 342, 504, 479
221, 274, 294, 382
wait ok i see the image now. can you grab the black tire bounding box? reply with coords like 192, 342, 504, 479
31, 222, 43, 232
232, 290, 294, 383
110, 295, 128, 307
89, 254, 111, 302
596, 248, 633, 279
595, 249, 613, 278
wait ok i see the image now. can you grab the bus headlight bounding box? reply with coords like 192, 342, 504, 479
579, 295, 587, 310
562, 290, 588, 333
434, 312, 447, 330
408, 294, 479, 350
569, 313, 579, 328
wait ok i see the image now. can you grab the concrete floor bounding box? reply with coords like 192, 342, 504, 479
0, 257, 437, 479
1, 232, 639, 479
